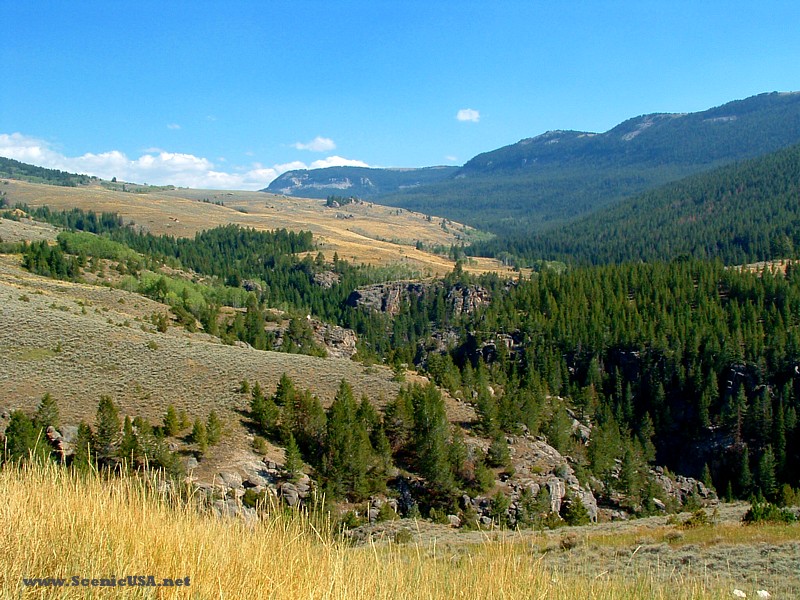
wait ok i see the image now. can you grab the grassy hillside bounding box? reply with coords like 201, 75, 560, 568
0, 156, 94, 187
0, 179, 508, 276
3, 463, 798, 599
0, 252, 419, 476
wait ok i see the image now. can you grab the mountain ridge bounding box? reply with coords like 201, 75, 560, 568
266, 91, 800, 233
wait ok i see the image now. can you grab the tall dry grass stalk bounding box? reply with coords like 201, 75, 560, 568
2, 462, 729, 599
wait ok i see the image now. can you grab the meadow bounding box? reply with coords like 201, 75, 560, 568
3, 462, 797, 599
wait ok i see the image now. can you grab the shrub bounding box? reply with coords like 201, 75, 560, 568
376, 502, 398, 522
743, 500, 798, 524
393, 528, 413, 544
681, 509, 710, 528
561, 494, 591, 526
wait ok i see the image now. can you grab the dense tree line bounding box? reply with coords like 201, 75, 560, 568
12, 204, 800, 507
1, 394, 183, 476
0, 157, 95, 187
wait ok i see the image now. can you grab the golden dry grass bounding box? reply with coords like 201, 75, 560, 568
1, 462, 752, 600
1, 180, 516, 276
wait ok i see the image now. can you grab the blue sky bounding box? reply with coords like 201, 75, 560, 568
2, 1, 799, 189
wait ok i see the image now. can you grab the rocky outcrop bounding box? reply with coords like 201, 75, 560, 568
651, 467, 716, 505
347, 281, 490, 317
346, 282, 427, 316
447, 283, 491, 315
313, 271, 340, 289
310, 321, 358, 359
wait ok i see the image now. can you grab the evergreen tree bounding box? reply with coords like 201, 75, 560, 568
486, 436, 511, 469
3, 411, 49, 462
34, 393, 59, 431
561, 493, 591, 526
411, 383, 457, 499
118, 416, 139, 466
191, 418, 208, 456
163, 404, 180, 436
292, 389, 327, 458
95, 395, 121, 462
206, 411, 222, 445
72, 422, 95, 471
736, 445, 753, 498
757, 445, 778, 500
251, 381, 278, 436
700, 463, 714, 490
283, 432, 304, 482
323, 380, 372, 499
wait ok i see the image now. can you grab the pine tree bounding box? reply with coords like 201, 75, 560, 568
3, 411, 49, 462
773, 400, 787, 476
283, 432, 304, 482
561, 493, 591, 525
34, 393, 59, 431
700, 463, 714, 490
251, 381, 278, 436
323, 380, 372, 499
486, 436, 511, 469
293, 389, 326, 458
757, 445, 778, 500
118, 416, 139, 466
191, 418, 208, 456
163, 404, 180, 436
206, 411, 222, 445
95, 395, 121, 462
736, 445, 753, 498
411, 383, 456, 499
72, 422, 95, 471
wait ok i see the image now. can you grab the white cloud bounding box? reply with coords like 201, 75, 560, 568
456, 108, 480, 122
0, 132, 368, 190
167, 123, 181, 130
445, 155, 458, 162
309, 155, 369, 169
292, 136, 336, 152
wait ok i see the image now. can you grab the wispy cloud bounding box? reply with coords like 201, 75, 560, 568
0, 132, 367, 190
292, 136, 336, 152
456, 108, 480, 122
167, 123, 181, 130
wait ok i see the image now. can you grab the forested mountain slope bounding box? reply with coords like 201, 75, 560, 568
473, 141, 800, 265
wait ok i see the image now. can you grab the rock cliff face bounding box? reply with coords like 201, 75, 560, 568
447, 283, 491, 315
346, 282, 427, 315
505, 434, 599, 522
309, 321, 358, 359
347, 282, 491, 316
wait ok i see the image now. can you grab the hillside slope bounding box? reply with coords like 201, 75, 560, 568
0, 252, 415, 476
0, 178, 509, 276
481, 141, 800, 265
